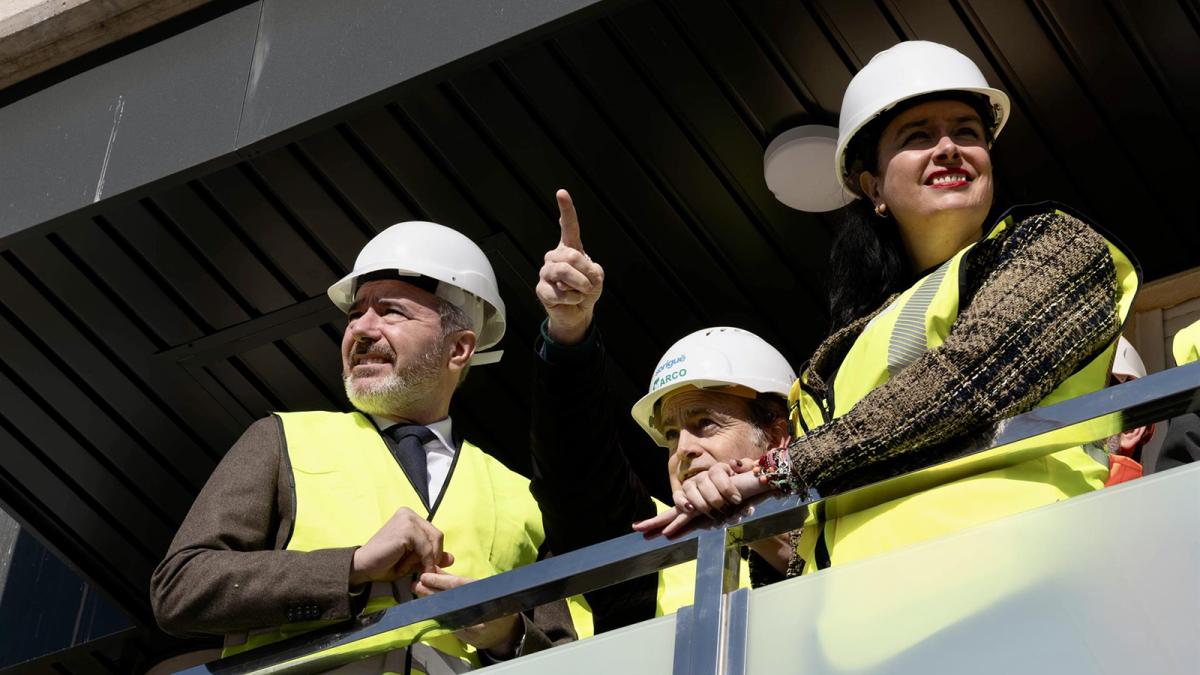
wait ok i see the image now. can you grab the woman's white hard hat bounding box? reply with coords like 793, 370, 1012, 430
631, 327, 796, 447
835, 40, 1011, 193
327, 221, 507, 365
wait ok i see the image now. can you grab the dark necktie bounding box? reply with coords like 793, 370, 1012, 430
385, 424, 436, 506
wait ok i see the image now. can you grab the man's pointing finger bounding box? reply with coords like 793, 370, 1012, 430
557, 189, 583, 252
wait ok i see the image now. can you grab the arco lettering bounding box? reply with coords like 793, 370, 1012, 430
652, 368, 688, 390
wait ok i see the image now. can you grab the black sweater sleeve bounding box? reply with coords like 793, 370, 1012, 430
529, 322, 659, 632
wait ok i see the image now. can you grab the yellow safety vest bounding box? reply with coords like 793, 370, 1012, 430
790, 204, 1139, 573
1174, 320, 1200, 366
222, 411, 548, 674
566, 499, 751, 639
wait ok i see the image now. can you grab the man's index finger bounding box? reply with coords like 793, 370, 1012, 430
556, 189, 583, 251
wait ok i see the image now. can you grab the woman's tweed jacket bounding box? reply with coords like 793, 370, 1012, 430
781, 207, 1122, 497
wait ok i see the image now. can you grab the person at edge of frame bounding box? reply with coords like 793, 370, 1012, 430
1150, 319, 1200, 472
1086, 336, 1155, 486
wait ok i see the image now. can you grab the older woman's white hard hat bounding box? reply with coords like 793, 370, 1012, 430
327, 221, 507, 365
835, 40, 1012, 193
631, 327, 796, 447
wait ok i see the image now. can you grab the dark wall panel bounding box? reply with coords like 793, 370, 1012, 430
2, 241, 212, 497
153, 186, 301, 316
446, 66, 674, 381
0, 369, 161, 601
558, 10, 813, 351
0, 300, 182, 547
1109, 0, 1200, 143
247, 151, 373, 271
107, 201, 258, 333
200, 167, 343, 299
740, 0, 850, 116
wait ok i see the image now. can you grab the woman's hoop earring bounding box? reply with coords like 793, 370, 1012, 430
874, 202, 889, 218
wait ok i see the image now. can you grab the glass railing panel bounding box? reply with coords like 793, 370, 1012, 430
744, 462, 1200, 675
478, 614, 678, 674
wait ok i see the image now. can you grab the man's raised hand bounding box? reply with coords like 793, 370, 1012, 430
349, 507, 453, 587
536, 189, 604, 345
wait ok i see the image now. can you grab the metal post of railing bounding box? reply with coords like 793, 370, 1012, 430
677, 527, 742, 675
723, 588, 750, 675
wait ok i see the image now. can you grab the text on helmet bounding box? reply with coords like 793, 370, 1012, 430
652, 368, 688, 391
653, 354, 687, 376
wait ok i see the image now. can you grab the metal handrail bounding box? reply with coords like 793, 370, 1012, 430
180, 360, 1200, 674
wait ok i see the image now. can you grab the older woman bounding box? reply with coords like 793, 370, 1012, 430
637, 41, 1138, 575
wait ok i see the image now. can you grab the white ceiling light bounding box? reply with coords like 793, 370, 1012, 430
763, 125, 855, 212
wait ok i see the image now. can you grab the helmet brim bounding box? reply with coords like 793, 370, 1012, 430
835, 86, 1010, 195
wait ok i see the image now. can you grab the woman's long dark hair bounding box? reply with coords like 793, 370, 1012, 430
827, 91, 999, 334
827, 198, 911, 333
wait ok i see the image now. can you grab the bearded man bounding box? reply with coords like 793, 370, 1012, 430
152, 221, 574, 673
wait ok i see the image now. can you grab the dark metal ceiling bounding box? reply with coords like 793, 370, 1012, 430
2, 0, 1199, 670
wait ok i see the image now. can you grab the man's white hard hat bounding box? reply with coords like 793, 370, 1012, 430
631, 327, 796, 447
327, 221, 507, 365
1112, 336, 1147, 380
835, 40, 1011, 193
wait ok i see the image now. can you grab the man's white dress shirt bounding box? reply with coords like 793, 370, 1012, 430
372, 415, 456, 504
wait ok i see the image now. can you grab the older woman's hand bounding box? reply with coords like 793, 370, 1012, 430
633, 461, 769, 537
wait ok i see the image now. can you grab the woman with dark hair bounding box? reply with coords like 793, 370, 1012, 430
637, 41, 1139, 575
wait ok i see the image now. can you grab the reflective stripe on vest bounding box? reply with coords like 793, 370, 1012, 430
566, 498, 751, 639
789, 205, 1140, 574
222, 411, 547, 674
1174, 320, 1200, 366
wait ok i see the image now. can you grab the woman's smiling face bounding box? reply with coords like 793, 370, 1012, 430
860, 99, 994, 269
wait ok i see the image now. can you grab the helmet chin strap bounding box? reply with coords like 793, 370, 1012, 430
469, 351, 503, 366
